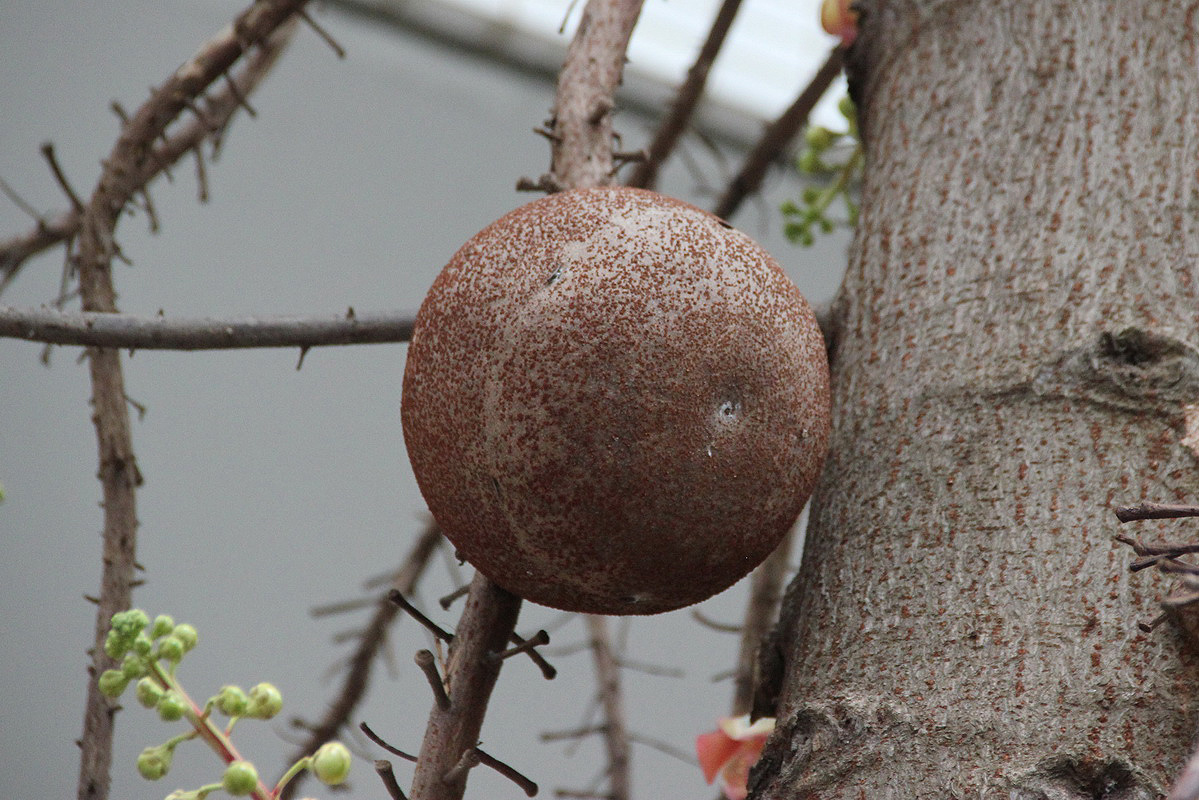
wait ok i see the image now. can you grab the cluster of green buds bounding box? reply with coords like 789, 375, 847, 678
782, 95, 863, 246
98, 609, 350, 800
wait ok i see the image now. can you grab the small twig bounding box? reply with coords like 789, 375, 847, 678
0, 306, 415, 351
475, 747, 539, 797
374, 759, 410, 800
193, 146, 210, 203
488, 630, 550, 663
39, 142, 85, 212
540, 724, 608, 743
360, 722, 418, 762
690, 608, 742, 633
612, 657, 683, 679
222, 70, 258, 116
0, 176, 42, 220
1114, 533, 1199, 559
416, 649, 452, 711
389, 589, 455, 643
1115, 502, 1199, 522
712, 46, 844, 220
297, 7, 346, 58
627, 732, 698, 765
439, 584, 470, 610
511, 632, 558, 679
626, 0, 744, 189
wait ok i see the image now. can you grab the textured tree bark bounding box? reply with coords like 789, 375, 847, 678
757, 1, 1199, 796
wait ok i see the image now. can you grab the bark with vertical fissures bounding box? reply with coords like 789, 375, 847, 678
757, 1, 1199, 796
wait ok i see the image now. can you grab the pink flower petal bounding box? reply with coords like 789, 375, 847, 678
696, 729, 739, 784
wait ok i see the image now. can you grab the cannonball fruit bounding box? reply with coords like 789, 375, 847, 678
402, 187, 830, 615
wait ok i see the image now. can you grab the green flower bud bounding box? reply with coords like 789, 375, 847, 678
801, 187, 821, 204
136, 744, 173, 780
804, 125, 836, 151
838, 95, 856, 121
151, 614, 176, 639
798, 150, 822, 174
246, 683, 282, 720
311, 741, 352, 786
120, 653, 147, 680
172, 624, 198, 652
214, 685, 248, 717
135, 677, 164, 709
156, 691, 187, 722
156, 636, 184, 664
104, 630, 128, 660
98, 669, 129, 698
132, 633, 153, 656
112, 609, 150, 638
222, 761, 259, 796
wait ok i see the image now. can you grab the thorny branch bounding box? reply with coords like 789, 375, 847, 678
0, 306, 415, 351
278, 523, 442, 800
543, 0, 646, 191
0, 14, 298, 296
712, 47, 844, 221
585, 616, 632, 800
626, 0, 744, 190
70, 5, 306, 800
406, 573, 524, 800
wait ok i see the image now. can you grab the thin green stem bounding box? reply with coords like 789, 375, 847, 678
147, 661, 274, 800
272, 756, 311, 796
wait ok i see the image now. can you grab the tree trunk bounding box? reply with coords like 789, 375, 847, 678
758, 1, 1199, 795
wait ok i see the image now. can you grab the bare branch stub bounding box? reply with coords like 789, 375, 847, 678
374, 759, 410, 800
1115, 502, 1199, 522
416, 649, 452, 711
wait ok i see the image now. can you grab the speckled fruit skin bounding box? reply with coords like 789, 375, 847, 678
402, 187, 830, 615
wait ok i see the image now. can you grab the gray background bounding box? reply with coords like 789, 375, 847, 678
0, 2, 847, 798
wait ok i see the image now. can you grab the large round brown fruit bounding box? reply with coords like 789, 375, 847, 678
402, 187, 830, 615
